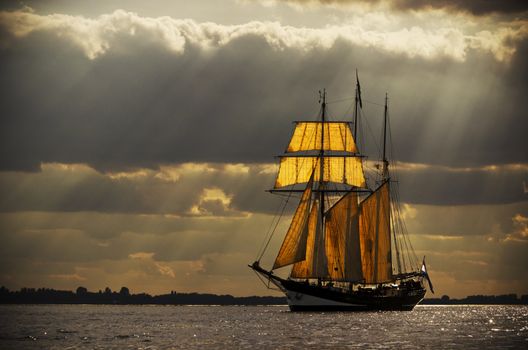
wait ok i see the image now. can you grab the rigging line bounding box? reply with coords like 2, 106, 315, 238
257, 190, 292, 262
394, 217, 405, 274
402, 218, 419, 269
392, 213, 402, 267
274, 192, 301, 199
328, 97, 386, 107
390, 195, 403, 275
386, 110, 419, 270
327, 96, 355, 104
256, 193, 291, 261
395, 187, 416, 270
252, 270, 282, 292
362, 107, 382, 158
363, 98, 385, 107
396, 209, 410, 269
393, 193, 409, 272
399, 222, 412, 271
399, 231, 409, 272
357, 106, 365, 155
383, 104, 413, 272
343, 101, 355, 120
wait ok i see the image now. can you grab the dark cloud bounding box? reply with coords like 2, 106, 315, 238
0, 210, 276, 260
0, 162, 525, 217
284, 0, 528, 16
6, 0, 525, 19
392, 0, 528, 16
0, 163, 285, 214
0, 30, 310, 171
412, 235, 528, 289
0, 21, 526, 173
406, 202, 527, 236
395, 165, 527, 205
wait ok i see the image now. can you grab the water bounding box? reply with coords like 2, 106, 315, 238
0, 305, 527, 349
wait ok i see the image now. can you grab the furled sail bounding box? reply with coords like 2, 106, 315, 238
290, 200, 328, 279
272, 173, 315, 269
325, 191, 363, 281
287, 122, 358, 153
359, 181, 392, 283
274, 156, 365, 188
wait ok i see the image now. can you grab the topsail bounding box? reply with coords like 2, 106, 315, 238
287, 122, 358, 153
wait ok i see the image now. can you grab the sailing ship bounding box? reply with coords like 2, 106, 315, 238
250, 75, 434, 311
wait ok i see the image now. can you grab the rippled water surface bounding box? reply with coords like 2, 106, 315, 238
0, 304, 527, 349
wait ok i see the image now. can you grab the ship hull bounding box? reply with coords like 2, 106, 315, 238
282, 280, 425, 311
249, 262, 425, 311
249, 262, 426, 311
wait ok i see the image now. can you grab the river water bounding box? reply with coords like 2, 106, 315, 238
0, 304, 526, 349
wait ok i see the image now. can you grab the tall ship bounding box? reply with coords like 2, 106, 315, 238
250, 75, 434, 311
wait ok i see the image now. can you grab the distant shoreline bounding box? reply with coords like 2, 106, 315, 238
1, 287, 527, 306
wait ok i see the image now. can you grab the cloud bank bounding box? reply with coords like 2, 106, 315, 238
0, 162, 525, 217
1, 8, 527, 173
1, 8, 526, 61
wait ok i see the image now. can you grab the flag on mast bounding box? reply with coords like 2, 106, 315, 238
421, 256, 435, 294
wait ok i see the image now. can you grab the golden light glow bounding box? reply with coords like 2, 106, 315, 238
287, 122, 357, 153
275, 156, 365, 188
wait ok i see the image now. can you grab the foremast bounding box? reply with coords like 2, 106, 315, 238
319, 89, 326, 266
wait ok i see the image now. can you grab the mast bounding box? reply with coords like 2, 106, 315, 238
354, 69, 363, 145
319, 89, 326, 239
353, 71, 359, 140
383, 92, 399, 278
382, 93, 389, 179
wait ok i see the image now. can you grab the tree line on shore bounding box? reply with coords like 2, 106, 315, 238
0, 286, 285, 305
1, 286, 527, 305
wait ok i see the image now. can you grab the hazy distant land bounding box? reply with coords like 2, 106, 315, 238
1, 286, 527, 305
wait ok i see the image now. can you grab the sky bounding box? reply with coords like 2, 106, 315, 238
0, 0, 527, 298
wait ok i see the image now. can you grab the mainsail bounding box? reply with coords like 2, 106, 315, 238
290, 200, 328, 279
359, 181, 392, 283
325, 191, 362, 281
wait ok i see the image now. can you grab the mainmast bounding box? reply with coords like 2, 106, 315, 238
383, 92, 399, 277
319, 89, 326, 240
382, 93, 389, 179
353, 70, 362, 143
